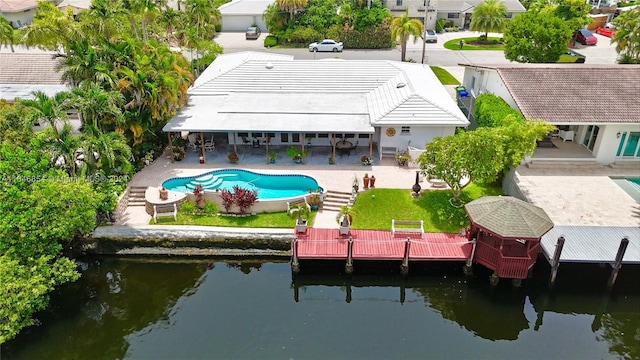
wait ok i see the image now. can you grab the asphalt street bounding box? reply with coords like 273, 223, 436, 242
215, 30, 618, 66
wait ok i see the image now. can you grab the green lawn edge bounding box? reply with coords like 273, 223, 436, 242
443, 37, 505, 51
431, 66, 461, 85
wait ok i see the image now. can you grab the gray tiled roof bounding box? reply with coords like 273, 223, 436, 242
0, 53, 63, 85
465, 196, 554, 239
437, 0, 525, 12
461, 63, 640, 123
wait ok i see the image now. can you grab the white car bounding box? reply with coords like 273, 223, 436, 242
423, 29, 437, 43
309, 39, 344, 52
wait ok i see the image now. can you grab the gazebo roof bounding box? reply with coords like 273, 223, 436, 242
465, 196, 554, 239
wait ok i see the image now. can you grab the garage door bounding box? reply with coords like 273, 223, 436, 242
222, 15, 266, 32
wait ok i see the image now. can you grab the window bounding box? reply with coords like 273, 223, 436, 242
238, 132, 249, 137
344, 133, 355, 138
401, 126, 410, 135
470, 76, 476, 91
447, 13, 459, 18
292, 133, 300, 143
506, 12, 513, 18
251, 132, 262, 138
396, 0, 402, 6
280, 133, 289, 143
305, 133, 316, 139
358, 134, 369, 139
318, 133, 329, 138
265, 132, 275, 137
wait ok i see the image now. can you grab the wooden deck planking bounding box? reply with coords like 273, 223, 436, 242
296, 228, 471, 261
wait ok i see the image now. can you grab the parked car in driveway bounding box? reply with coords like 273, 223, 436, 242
422, 29, 438, 43
574, 29, 597, 45
245, 27, 261, 40
308, 39, 343, 52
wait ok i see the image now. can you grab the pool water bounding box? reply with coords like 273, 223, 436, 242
162, 169, 321, 199
611, 177, 640, 203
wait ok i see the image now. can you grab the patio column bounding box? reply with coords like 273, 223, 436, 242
200, 132, 206, 163
232, 132, 237, 154
332, 133, 336, 160
265, 139, 269, 164
167, 132, 174, 163
369, 134, 373, 160
300, 132, 304, 155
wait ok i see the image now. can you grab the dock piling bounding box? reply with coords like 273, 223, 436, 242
291, 239, 300, 274
607, 237, 629, 289
401, 238, 411, 275
345, 237, 354, 274
549, 236, 565, 287
463, 239, 476, 275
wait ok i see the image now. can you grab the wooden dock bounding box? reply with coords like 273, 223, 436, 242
540, 225, 640, 288
292, 228, 473, 274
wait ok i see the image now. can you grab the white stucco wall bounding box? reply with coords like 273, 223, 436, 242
1, 9, 38, 27
378, 125, 455, 152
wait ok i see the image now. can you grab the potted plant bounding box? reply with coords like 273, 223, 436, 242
337, 205, 353, 235
369, 174, 376, 188
159, 187, 168, 200
143, 150, 155, 166
307, 190, 322, 211
360, 155, 372, 165
172, 146, 186, 161
228, 152, 239, 163
363, 173, 370, 189
268, 151, 277, 164
328, 156, 335, 165
290, 203, 309, 233
286, 146, 307, 164
352, 175, 359, 193
395, 150, 411, 166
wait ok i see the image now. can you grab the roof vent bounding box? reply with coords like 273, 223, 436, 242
265, 62, 274, 69
396, 82, 406, 88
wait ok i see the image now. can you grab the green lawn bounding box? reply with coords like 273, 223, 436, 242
152, 210, 317, 227
431, 66, 460, 85
444, 37, 505, 51
153, 182, 503, 233
350, 182, 503, 232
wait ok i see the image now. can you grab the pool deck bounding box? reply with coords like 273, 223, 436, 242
120, 148, 640, 231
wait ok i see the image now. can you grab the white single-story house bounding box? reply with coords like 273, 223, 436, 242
0, 0, 59, 28
163, 51, 469, 159
458, 63, 640, 165
385, 0, 525, 30
218, 0, 271, 32
56, 0, 91, 15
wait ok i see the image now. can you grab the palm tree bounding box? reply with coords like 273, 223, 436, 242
611, 7, 640, 64
263, 3, 288, 33
70, 83, 125, 131
390, 11, 423, 62
21, 91, 72, 140
20, 1, 81, 54
37, 123, 80, 176
0, 16, 16, 52
469, 0, 508, 39
276, 0, 308, 21
159, 7, 182, 44
80, 125, 132, 177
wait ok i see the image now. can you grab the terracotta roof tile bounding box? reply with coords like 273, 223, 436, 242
461, 64, 640, 123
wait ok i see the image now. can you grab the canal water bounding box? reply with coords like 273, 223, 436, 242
2, 257, 638, 359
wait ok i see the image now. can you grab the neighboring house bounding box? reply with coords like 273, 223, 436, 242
218, 0, 271, 32
0, 0, 59, 28
57, 0, 91, 15
0, 53, 69, 102
458, 63, 640, 165
384, 0, 525, 30
163, 51, 469, 156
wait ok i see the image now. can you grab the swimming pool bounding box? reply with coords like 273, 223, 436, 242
162, 169, 321, 200
611, 177, 640, 203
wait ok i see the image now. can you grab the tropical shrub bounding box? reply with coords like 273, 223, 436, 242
264, 35, 278, 47
341, 20, 393, 48
233, 185, 258, 214
474, 93, 523, 127
220, 189, 234, 213
436, 18, 445, 33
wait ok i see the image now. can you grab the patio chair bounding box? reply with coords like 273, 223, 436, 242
187, 134, 198, 151
204, 134, 215, 151
241, 135, 251, 144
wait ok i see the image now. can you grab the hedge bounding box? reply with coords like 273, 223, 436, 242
474, 93, 523, 128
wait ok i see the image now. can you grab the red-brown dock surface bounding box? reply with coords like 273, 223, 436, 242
295, 228, 473, 261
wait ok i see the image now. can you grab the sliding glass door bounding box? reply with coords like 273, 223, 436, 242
616, 131, 640, 158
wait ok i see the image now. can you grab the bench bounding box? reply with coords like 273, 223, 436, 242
153, 203, 177, 223
391, 219, 424, 238
380, 146, 397, 160
287, 198, 310, 216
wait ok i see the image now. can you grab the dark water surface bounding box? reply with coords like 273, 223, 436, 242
2, 257, 638, 359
